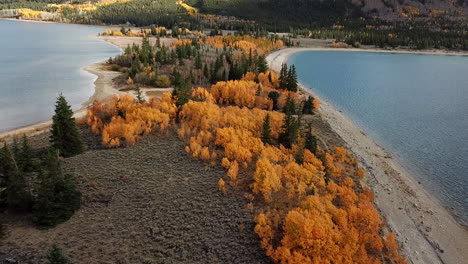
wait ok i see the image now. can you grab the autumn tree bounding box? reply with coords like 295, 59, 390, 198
50, 94, 84, 158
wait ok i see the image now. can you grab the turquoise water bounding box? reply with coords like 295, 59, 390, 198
289, 51, 468, 225
0, 19, 120, 132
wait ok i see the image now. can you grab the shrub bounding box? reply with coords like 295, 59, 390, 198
47, 244, 70, 264
155, 75, 172, 88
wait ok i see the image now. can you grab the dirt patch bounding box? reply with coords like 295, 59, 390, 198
0, 129, 269, 264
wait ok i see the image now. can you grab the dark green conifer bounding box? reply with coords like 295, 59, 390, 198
47, 244, 70, 264
195, 54, 202, 70
18, 135, 35, 172
278, 108, 298, 149
287, 65, 298, 92
304, 123, 317, 154
50, 94, 84, 158
302, 96, 315, 115
33, 150, 81, 228
279, 63, 288, 89
261, 114, 272, 145
268, 91, 280, 111
257, 55, 268, 73
135, 86, 145, 103
283, 94, 296, 115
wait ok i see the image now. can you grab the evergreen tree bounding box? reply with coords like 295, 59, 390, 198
295, 145, 304, 165
268, 91, 280, 111
33, 150, 81, 228
287, 65, 298, 92
203, 64, 210, 79
0, 142, 31, 209
279, 63, 288, 89
261, 114, 272, 145
257, 55, 268, 73
135, 86, 145, 103
18, 135, 35, 172
172, 75, 191, 108
302, 96, 315, 115
279, 109, 298, 149
195, 54, 202, 70
305, 123, 317, 154
50, 94, 84, 158
0, 143, 13, 206
47, 244, 70, 264
12, 138, 20, 161
129, 59, 142, 78
283, 94, 296, 115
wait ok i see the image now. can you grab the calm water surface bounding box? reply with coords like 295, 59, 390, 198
0, 19, 120, 132
290, 51, 468, 225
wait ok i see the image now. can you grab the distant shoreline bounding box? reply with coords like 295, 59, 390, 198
266, 48, 468, 264
272, 46, 468, 57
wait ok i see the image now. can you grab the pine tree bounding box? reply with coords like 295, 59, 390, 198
47, 244, 70, 264
302, 96, 315, 115
33, 150, 81, 228
195, 54, 202, 70
279, 63, 288, 90
135, 86, 145, 103
18, 135, 35, 172
1, 143, 31, 209
283, 94, 296, 115
203, 64, 209, 79
268, 91, 280, 111
305, 123, 317, 154
287, 65, 298, 92
257, 55, 268, 73
50, 94, 84, 158
261, 114, 272, 145
0, 143, 14, 206
279, 109, 298, 149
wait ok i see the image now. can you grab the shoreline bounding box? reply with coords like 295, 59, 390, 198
274, 46, 468, 58
266, 48, 468, 264
0, 30, 124, 142
0, 61, 124, 142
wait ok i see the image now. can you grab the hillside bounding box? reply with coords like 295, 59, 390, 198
191, 0, 467, 27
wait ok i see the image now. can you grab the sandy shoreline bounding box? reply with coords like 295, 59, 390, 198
266, 48, 468, 264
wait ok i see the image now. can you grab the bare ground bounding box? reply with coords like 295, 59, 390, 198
0, 128, 270, 264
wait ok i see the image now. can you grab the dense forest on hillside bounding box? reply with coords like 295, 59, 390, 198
0, 0, 466, 49
188, 0, 359, 30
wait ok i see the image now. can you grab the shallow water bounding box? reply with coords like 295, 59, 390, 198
0, 19, 121, 132
289, 51, 468, 225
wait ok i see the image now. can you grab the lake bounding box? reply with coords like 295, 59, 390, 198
289, 51, 468, 225
0, 19, 121, 132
